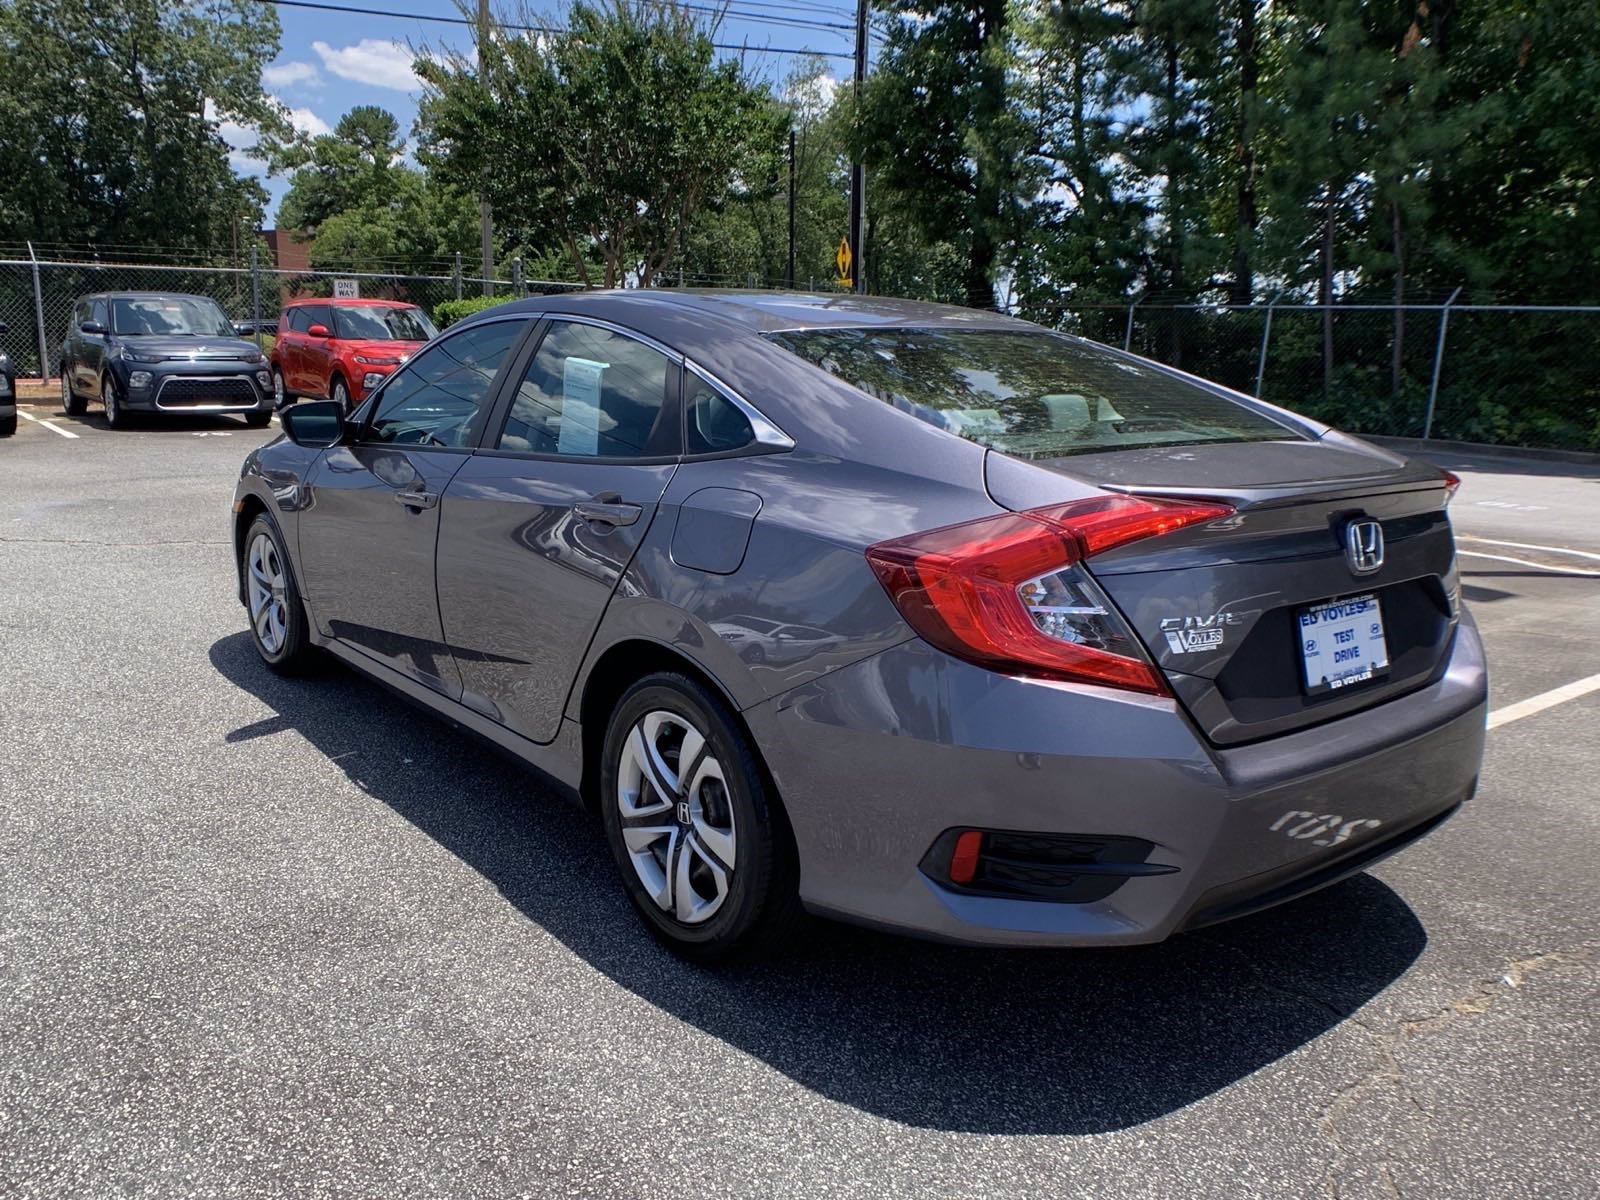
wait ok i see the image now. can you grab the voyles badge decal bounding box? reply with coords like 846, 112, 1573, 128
1160, 611, 1242, 654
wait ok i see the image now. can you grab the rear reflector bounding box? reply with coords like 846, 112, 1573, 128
949, 830, 984, 884
866, 495, 1233, 693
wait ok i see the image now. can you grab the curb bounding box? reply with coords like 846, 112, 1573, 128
1366, 435, 1600, 469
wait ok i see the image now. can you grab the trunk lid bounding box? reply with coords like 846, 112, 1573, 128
986, 436, 1461, 746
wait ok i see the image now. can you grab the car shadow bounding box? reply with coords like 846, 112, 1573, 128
209, 631, 1427, 1135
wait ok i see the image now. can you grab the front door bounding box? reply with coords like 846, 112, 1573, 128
297, 316, 531, 695
298, 303, 336, 397
436, 318, 682, 743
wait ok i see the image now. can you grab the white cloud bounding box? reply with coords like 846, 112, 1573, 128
263, 60, 320, 89
284, 105, 331, 139
312, 38, 421, 91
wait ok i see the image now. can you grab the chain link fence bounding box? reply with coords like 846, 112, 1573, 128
0, 254, 580, 380
5, 253, 1595, 454
1044, 302, 1600, 454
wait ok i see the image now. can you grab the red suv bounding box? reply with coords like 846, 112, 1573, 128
271, 298, 438, 412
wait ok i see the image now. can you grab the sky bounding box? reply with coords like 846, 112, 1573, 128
226, 0, 862, 225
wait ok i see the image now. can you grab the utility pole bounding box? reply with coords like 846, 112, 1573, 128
786, 129, 796, 289
477, 0, 494, 295
848, 0, 867, 293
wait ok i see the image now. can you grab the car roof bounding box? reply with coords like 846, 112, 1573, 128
84, 291, 221, 301
284, 297, 417, 308
484, 288, 1028, 337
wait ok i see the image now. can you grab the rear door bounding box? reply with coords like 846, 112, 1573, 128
436, 317, 682, 743
298, 303, 336, 397
297, 316, 532, 695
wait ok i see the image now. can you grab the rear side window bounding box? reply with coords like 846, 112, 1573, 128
686, 379, 755, 454
497, 320, 678, 458
766, 328, 1298, 459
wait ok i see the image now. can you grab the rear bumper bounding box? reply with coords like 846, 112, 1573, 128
748, 612, 1486, 947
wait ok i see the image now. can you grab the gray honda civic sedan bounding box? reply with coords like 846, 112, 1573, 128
231, 291, 1486, 958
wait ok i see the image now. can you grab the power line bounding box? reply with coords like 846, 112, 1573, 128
251, 0, 855, 59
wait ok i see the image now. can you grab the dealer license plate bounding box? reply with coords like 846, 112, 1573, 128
1298, 593, 1389, 695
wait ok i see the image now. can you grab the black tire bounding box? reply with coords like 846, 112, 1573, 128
61, 369, 87, 416
599, 672, 802, 961
244, 409, 273, 428
0, 413, 15, 438
241, 514, 315, 673
102, 373, 127, 429
272, 367, 295, 410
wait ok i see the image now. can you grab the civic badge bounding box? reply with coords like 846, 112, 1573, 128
1344, 519, 1384, 576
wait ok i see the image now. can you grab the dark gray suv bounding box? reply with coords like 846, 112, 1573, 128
232, 291, 1486, 959
61, 291, 273, 428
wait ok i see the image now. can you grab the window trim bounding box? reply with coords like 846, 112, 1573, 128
682, 359, 794, 456
478, 314, 686, 465
353, 313, 536, 451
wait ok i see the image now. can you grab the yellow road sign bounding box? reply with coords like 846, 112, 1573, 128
835, 236, 853, 286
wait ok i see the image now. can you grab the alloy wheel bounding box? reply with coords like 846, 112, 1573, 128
103, 377, 119, 425
60, 372, 70, 411
616, 710, 738, 925
246, 531, 289, 655
273, 369, 285, 408
332, 379, 348, 413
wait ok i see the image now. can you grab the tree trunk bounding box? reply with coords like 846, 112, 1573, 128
1391, 200, 1406, 397
1321, 182, 1337, 394
1230, 0, 1258, 307
1165, 36, 1183, 366
965, 0, 1006, 310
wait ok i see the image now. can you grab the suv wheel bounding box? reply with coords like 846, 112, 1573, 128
102, 373, 126, 429
272, 367, 294, 410
62, 370, 86, 416
599, 672, 802, 960
330, 376, 350, 414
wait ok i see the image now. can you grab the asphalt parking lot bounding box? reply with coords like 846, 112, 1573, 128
2, 405, 1596, 1199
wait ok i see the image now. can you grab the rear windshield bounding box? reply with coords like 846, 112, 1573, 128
766, 327, 1298, 458
331, 305, 437, 342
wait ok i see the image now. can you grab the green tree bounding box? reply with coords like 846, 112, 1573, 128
417, 1, 781, 288
856, 0, 1035, 309
278, 105, 410, 236
0, 0, 286, 249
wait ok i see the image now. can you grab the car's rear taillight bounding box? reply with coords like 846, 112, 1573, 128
865, 495, 1235, 694
1441, 469, 1461, 505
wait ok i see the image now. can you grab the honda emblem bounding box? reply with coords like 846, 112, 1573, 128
1344, 519, 1384, 576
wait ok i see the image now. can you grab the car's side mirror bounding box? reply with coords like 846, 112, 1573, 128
281, 400, 347, 448
307, 323, 331, 338
81, 321, 107, 335
233, 322, 250, 336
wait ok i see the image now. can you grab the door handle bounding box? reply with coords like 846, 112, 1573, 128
394, 489, 438, 510
574, 498, 643, 527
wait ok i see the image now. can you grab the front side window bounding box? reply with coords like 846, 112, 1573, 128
366, 319, 525, 447
768, 328, 1299, 459
497, 321, 678, 458
332, 305, 437, 342
285, 308, 310, 334
303, 305, 334, 334
109, 296, 234, 338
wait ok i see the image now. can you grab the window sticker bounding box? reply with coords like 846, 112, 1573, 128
559, 356, 609, 456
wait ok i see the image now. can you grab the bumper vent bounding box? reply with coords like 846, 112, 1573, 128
921, 829, 1179, 904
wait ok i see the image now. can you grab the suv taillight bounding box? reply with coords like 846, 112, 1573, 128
865, 495, 1235, 694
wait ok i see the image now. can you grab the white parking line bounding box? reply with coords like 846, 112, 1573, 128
1459, 536, 1600, 564
18, 411, 79, 439
1458, 549, 1600, 578
1488, 673, 1600, 730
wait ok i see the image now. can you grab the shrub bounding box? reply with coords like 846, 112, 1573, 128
434, 294, 509, 328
